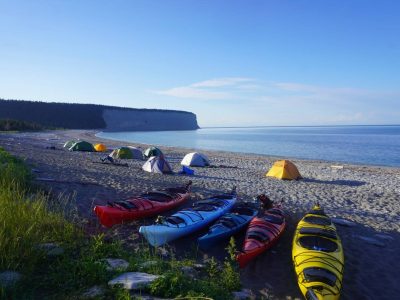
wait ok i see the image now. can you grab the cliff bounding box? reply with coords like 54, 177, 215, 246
0, 99, 199, 131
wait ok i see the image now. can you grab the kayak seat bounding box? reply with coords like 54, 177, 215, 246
141, 192, 174, 202
263, 213, 284, 225
299, 227, 337, 240
298, 236, 338, 252
247, 230, 270, 242
303, 267, 337, 287
220, 217, 238, 228
233, 206, 256, 216
303, 216, 332, 226
112, 201, 137, 210
166, 216, 186, 226
192, 204, 216, 212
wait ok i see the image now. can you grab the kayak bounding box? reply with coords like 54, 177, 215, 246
93, 181, 192, 227
198, 203, 258, 250
236, 206, 286, 268
292, 205, 344, 300
139, 188, 237, 247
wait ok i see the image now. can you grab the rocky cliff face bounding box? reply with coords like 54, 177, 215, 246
0, 99, 200, 131
102, 109, 199, 131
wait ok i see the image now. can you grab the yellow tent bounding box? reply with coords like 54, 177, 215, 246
94, 143, 107, 152
266, 160, 301, 180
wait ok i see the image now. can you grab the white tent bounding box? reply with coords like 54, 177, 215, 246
142, 156, 173, 174
180, 152, 210, 167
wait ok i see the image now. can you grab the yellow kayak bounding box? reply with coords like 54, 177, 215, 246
292, 205, 344, 300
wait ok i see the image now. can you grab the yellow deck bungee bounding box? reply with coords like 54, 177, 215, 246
292, 205, 344, 300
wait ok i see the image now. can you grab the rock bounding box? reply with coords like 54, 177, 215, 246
108, 272, 160, 290
181, 266, 197, 279
37, 243, 64, 256
193, 263, 206, 270
358, 236, 386, 247
139, 260, 158, 269
232, 288, 256, 300
332, 218, 356, 227
156, 247, 169, 258
0, 271, 22, 288
81, 285, 105, 298
103, 258, 129, 271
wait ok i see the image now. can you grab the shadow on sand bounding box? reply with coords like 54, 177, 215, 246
303, 178, 366, 187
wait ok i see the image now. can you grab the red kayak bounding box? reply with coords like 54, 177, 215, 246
94, 181, 192, 227
236, 207, 286, 268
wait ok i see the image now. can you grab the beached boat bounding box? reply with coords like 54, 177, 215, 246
236, 206, 286, 268
93, 181, 192, 227
139, 188, 237, 247
198, 203, 258, 250
292, 205, 344, 300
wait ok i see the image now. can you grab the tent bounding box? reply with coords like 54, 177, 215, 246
63, 140, 76, 149
128, 146, 144, 159
94, 143, 107, 152
142, 156, 173, 174
69, 141, 95, 152
181, 152, 210, 167
110, 147, 142, 159
266, 160, 301, 180
144, 147, 163, 158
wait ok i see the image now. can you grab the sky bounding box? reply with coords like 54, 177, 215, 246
0, 0, 399, 127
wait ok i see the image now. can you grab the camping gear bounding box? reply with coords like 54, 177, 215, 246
181, 152, 210, 167
94, 143, 107, 152
266, 160, 301, 180
144, 147, 163, 158
292, 205, 344, 300
139, 188, 237, 247
110, 147, 142, 159
69, 141, 95, 152
179, 166, 195, 175
94, 182, 192, 227
63, 140, 76, 149
236, 206, 286, 268
198, 203, 258, 250
142, 156, 173, 174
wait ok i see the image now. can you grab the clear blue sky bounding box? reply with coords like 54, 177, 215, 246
1, 0, 399, 126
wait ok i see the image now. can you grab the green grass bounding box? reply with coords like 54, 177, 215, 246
0, 147, 242, 299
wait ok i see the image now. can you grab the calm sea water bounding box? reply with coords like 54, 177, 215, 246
97, 126, 400, 167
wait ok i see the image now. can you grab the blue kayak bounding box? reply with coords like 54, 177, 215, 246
139, 189, 237, 247
198, 204, 258, 250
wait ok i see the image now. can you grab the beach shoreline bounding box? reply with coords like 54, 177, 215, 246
1, 129, 399, 299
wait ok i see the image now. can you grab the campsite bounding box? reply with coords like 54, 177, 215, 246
1, 129, 399, 299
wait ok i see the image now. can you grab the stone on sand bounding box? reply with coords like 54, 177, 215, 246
108, 272, 160, 290
103, 258, 129, 271
0, 271, 22, 288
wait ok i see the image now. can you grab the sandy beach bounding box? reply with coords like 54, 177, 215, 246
1, 130, 399, 300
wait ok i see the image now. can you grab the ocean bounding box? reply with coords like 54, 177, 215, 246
97, 125, 400, 167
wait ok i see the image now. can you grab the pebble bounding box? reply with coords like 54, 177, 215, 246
0, 271, 22, 288
108, 272, 160, 290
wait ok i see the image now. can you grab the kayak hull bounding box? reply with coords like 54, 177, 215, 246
140, 192, 237, 247
94, 184, 191, 227
236, 207, 286, 268
292, 206, 344, 300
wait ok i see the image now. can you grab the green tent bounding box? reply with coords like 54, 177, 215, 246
110, 147, 133, 159
144, 147, 163, 158
63, 140, 76, 149
69, 141, 95, 152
